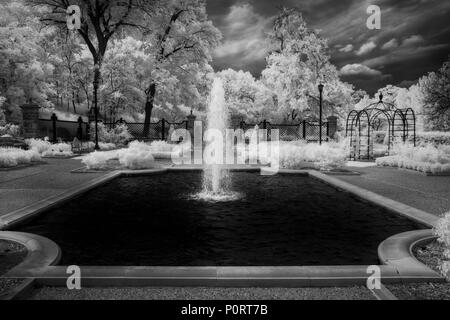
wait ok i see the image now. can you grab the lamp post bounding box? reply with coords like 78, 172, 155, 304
93, 64, 100, 150
318, 83, 324, 145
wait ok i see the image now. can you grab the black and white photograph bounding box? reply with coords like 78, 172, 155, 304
0, 0, 449, 309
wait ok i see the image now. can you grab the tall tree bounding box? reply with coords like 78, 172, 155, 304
30, 0, 156, 119
419, 57, 450, 131
0, 0, 55, 122
217, 69, 276, 122
262, 7, 353, 124
139, 0, 221, 134
100, 36, 149, 121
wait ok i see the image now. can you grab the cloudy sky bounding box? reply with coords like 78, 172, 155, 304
206, 0, 450, 94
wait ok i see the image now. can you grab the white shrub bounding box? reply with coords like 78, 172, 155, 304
244, 140, 348, 170
149, 140, 174, 153
435, 212, 450, 280
376, 143, 450, 173
81, 142, 156, 170
42, 143, 73, 157
0, 148, 41, 168
82, 150, 120, 170
26, 138, 73, 157
91, 122, 132, 145
0, 123, 21, 137
261, 140, 349, 170
118, 149, 155, 170
26, 138, 52, 154
414, 131, 450, 146
99, 142, 117, 151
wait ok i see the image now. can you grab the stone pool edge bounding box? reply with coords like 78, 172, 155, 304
0, 167, 445, 291
0, 231, 61, 300
0, 230, 443, 290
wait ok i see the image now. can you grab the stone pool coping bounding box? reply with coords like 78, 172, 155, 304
0, 229, 443, 289
0, 231, 61, 300
0, 167, 445, 290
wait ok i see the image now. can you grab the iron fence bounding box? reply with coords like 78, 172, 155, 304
38, 115, 89, 142
104, 119, 189, 141
238, 120, 331, 142
38, 114, 332, 144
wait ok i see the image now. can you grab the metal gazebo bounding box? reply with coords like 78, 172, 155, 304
346, 93, 416, 160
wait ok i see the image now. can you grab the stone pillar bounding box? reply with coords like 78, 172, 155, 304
20, 104, 40, 138
186, 111, 197, 142
230, 114, 242, 129
327, 116, 338, 139
187, 111, 196, 129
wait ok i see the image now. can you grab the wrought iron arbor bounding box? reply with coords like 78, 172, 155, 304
346, 93, 416, 160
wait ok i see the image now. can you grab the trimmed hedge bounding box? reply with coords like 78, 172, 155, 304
414, 132, 450, 146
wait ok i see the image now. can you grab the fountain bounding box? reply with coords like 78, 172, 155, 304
192, 78, 241, 202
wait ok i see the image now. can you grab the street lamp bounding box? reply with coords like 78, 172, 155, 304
93, 64, 100, 150
318, 83, 324, 145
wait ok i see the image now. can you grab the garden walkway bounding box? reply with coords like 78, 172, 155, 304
1, 159, 448, 220
2, 159, 447, 300
340, 163, 450, 216
0, 158, 107, 219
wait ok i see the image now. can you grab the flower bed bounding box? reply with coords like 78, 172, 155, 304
249, 140, 349, 171
435, 212, 450, 280
0, 124, 20, 137
91, 123, 132, 146
412, 132, 450, 146
0, 147, 41, 168
376, 143, 450, 174
26, 138, 74, 157
386, 213, 450, 300
81, 140, 191, 170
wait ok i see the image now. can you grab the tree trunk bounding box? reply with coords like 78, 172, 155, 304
143, 82, 156, 137
92, 59, 102, 120
72, 91, 77, 114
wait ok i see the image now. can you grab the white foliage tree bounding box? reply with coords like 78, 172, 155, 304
262, 7, 354, 124
0, 1, 55, 122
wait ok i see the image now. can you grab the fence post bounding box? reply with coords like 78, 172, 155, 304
230, 114, 242, 130
186, 112, 196, 142
161, 119, 166, 140
302, 120, 307, 140
20, 104, 40, 139
327, 116, 338, 140
51, 113, 58, 143
119, 118, 124, 124
77, 117, 83, 140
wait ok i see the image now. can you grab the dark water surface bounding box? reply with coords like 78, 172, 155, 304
17, 172, 424, 266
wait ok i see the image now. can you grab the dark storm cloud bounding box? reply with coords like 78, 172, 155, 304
206, 0, 450, 93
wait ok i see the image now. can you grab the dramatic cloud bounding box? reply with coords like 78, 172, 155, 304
339, 64, 384, 78
363, 43, 449, 68
381, 39, 399, 50
212, 4, 273, 71
356, 41, 377, 56
207, 0, 450, 93
402, 35, 424, 47
339, 44, 354, 53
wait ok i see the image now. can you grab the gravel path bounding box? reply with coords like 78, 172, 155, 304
387, 241, 450, 300
0, 158, 107, 217
29, 286, 375, 300
0, 240, 27, 296
338, 165, 450, 216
